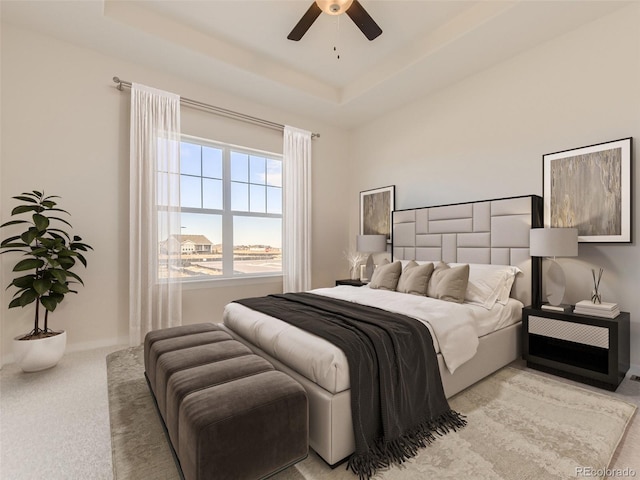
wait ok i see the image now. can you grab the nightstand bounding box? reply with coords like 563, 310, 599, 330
522, 306, 630, 391
335, 279, 368, 287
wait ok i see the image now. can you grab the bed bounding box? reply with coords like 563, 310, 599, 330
220, 195, 543, 467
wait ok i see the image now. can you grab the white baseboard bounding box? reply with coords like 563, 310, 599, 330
628, 363, 640, 377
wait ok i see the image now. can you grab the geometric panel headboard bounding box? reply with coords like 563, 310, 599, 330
392, 195, 543, 306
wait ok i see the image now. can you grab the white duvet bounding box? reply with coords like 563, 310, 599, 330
223, 286, 522, 394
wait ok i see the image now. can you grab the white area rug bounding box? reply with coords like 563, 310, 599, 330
107, 346, 635, 480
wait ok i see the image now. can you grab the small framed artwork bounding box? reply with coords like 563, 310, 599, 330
360, 185, 395, 243
543, 137, 632, 243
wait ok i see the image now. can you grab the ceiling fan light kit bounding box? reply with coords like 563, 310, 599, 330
288, 0, 382, 42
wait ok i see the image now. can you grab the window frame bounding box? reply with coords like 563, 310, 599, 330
172, 134, 283, 285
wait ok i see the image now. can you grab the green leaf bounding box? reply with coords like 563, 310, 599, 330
0, 219, 30, 228
33, 278, 52, 295
8, 285, 28, 295
18, 289, 38, 307
1, 235, 22, 246
39, 237, 56, 249
30, 190, 43, 198
8, 297, 22, 309
76, 253, 88, 267
32, 213, 50, 231
65, 270, 85, 286
0, 248, 31, 255
51, 283, 70, 294
40, 296, 58, 312
30, 247, 48, 256
41, 200, 57, 209
11, 205, 40, 215
13, 195, 39, 204
0, 243, 29, 251
48, 232, 67, 243
48, 216, 73, 228
49, 292, 65, 303
20, 228, 39, 245
50, 269, 67, 283
58, 256, 75, 269
70, 241, 93, 252
11, 275, 36, 289
13, 258, 45, 271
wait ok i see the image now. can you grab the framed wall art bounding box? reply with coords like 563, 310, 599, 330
360, 185, 395, 243
543, 137, 632, 243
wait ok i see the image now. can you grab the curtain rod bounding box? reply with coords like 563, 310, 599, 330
112, 77, 320, 139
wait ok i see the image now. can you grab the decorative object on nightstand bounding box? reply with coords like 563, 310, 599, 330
343, 250, 367, 280
356, 234, 387, 282
529, 228, 578, 310
574, 300, 620, 318
522, 306, 630, 391
591, 267, 603, 304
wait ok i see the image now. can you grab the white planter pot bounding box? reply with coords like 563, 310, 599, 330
13, 330, 67, 372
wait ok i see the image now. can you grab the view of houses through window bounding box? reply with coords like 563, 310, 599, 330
158, 137, 282, 280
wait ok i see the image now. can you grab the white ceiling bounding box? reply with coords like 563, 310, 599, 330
2, 0, 633, 128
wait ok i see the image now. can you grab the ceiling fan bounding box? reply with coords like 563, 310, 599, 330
288, 0, 382, 42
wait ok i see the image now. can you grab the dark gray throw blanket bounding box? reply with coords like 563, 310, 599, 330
234, 292, 466, 479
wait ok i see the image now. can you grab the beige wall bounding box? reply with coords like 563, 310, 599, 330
3, 5, 640, 372
350, 5, 640, 370
0, 23, 350, 364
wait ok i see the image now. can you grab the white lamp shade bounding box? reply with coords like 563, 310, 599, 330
356, 234, 387, 253
530, 228, 578, 258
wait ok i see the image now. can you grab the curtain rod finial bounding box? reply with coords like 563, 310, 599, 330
113, 76, 122, 90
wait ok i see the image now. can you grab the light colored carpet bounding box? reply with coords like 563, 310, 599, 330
1, 345, 121, 480
107, 346, 636, 480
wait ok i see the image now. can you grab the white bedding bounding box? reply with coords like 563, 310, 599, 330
222, 286, 522, 394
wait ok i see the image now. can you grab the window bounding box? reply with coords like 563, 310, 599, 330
158, 136, 282, 280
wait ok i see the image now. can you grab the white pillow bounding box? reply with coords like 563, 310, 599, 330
496, 270, 519, 305
450, 263, 521, 309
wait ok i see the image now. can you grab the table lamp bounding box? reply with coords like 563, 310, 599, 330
530, 228, 578, 309
356, 234, 387, 282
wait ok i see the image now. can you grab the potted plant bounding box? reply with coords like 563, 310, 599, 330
0, 191, 92, 372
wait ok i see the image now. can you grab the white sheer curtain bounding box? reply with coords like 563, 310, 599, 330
129, 83, 182, 346
283, 126, 312, 293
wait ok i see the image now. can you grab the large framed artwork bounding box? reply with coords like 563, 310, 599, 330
543, 137, 632, 243
360, 185, 395, 243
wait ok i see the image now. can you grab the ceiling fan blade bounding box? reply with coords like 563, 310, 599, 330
287, 2, 322, 41
346, 0, 382, 41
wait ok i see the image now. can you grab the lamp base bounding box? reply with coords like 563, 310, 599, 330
544, 258, 566, 306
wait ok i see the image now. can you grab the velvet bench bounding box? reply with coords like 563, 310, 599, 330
144, 323, 308, 480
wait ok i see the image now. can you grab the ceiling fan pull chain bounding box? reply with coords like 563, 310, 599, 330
334, 15, 341, 59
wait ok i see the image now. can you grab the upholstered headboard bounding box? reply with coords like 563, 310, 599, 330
392, 195, 543, 306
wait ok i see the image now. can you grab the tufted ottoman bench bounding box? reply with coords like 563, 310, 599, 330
144, 323, 308, 480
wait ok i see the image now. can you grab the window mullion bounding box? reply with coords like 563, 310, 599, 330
222, 147, 234, 276
200, 145, 204, 208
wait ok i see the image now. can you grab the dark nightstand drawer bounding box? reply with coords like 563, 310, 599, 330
523, 307, 630, 391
